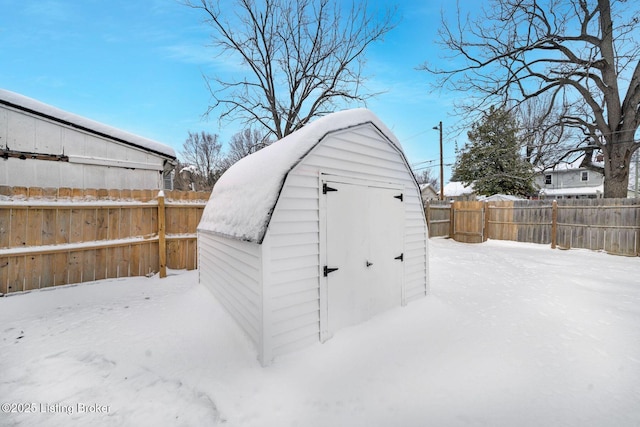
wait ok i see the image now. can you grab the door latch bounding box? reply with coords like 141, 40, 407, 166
323, 266, 339, 276
366, 261, 373, 267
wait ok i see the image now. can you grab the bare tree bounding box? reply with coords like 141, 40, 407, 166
183, 0, 396, 139
517, 95, 574, 168
222, 128, 272, 168
413, 167, 439, 189
421, 0, 640, 198
180, 131, 223, 190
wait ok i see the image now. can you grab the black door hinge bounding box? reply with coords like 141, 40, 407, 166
323, 183, 338, 194
323, 266, 339, 276
394, 253, 404, 262
394, 193, 403, 202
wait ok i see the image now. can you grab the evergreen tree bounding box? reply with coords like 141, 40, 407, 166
453, 106, 535, 197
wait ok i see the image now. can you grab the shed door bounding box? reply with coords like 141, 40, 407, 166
324, 180, 404, 338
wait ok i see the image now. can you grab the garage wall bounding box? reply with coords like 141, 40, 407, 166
263, 124, 428, 361
0, 103, 167, 190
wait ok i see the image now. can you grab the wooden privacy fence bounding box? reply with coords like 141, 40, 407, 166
426, 198, 640, 256
0, 186, 210, 295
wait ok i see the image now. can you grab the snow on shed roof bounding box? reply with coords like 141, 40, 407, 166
198, 108, 403, 243
0, 88, 176, 159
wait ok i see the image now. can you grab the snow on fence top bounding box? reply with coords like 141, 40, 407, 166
0, 88, 176, 159
198, 108, 403, 243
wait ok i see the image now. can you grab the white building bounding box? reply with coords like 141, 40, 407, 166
420, 183, 439, 202
443, 181, 475, 200
0, 89, 176, 190
536, 155, 604, 199
198, 109, 429, 365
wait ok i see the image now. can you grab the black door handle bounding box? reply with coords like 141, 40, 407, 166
324, 266, 339, 276
366, 261, 373, 267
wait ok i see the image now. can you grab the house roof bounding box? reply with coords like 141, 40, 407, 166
0, 88, 176, 159
535, 154, 605, 173
198, 108, 404, 243
477, 194, 524, 201
443, 181, 474, 197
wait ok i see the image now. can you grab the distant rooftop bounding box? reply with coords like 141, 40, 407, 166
0, 88, 176, 160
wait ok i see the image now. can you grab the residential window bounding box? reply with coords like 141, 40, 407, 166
545, 174, 552, 185
581, 171, 588, 181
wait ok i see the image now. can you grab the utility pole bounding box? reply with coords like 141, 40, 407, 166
433, 121, 444, 200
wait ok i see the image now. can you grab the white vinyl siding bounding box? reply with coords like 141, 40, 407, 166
0, 104, 170, 190
263, 174, 321, 358
262, 124, 428, 360
198, 230, 262, 345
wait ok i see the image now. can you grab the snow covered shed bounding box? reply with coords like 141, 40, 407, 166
0, 89, 176, 190
197, 109, 429, 365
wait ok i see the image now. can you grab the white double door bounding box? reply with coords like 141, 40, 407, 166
324, 180, 405, 338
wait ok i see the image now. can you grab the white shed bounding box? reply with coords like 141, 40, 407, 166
197, 109, 429, 365
0, 89, 176, 190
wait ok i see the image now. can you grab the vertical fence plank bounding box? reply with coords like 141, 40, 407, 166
53, 252, 68, 286
42, 209, 56, 246
68, 250, 83, 284
95, 247, 107, 281
40, 253, 55, 288
7, 256, 24, 292
27, 208, 43, 246
120, 207, 131, 239
0, 256, 9, 293
11, 208, 27, 247
24, 254, 42, 291
131, 243, 141, 277
56, 208, 70, 245
449, 203, 455, 238
70, 208, 83, 243
83, 249, 96, 283
105, 246, 117, 279
96, 208, 109, 241
141, 207, 154, 236
108, 208, 120, 240
551, 201, 558, 249
83, 208, 97, 242
131, 206, 143, 237
0, 208, 10, 248
158, 192, 167, 278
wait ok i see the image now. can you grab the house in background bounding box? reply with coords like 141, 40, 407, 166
420, 183, 439, 203
0, 89, 176, 190
443, 181, 475, 201
535, 154, 604, 200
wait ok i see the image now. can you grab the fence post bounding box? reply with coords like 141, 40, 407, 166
483, 202, 490, 242
158, 190, 167, 278
551, 200, 558, 249
449, 202, 455, 239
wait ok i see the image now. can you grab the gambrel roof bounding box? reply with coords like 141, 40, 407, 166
198, 109, 406, 243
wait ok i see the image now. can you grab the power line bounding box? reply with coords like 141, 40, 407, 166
403, 129, 433, 142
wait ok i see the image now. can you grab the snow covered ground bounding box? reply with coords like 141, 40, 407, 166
1, 238, 639, 426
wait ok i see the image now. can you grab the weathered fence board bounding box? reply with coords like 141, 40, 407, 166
425, 201, 451, 238
426, 198, 640, 256
0, 186, 209, 294
452, 201, 485, 243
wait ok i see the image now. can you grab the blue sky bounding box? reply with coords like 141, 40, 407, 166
0, 0, 463, 183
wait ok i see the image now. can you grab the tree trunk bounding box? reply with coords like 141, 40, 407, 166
603, 142, 631, 198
